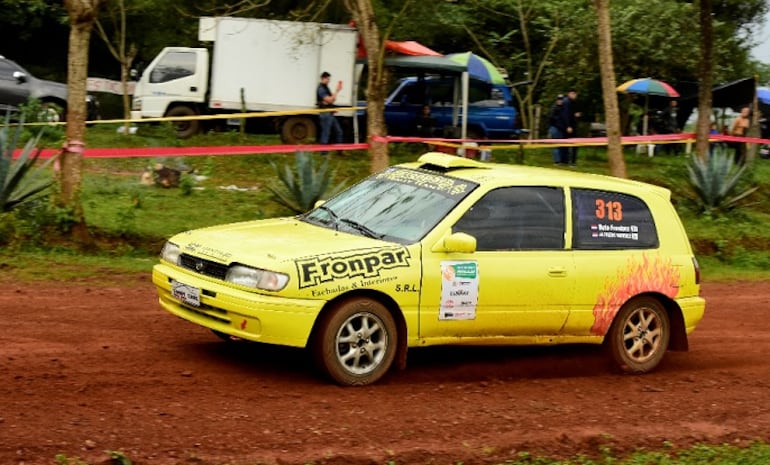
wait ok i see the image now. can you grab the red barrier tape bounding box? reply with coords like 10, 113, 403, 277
13, 133, 770, 160
373, 133, 770, 146
16, 142, 369, 159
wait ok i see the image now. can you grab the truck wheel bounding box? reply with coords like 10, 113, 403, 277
312, 297, 397, 386
166, 106, 200, 139
281, 116, 317, 144
606, 296, 670, 374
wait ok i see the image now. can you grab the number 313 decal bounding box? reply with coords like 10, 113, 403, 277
595, 199, 623, 221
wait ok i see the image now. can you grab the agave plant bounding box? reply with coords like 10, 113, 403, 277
267, 151, 346, 214
687, 147, 757, 214
0, 113, 56, 213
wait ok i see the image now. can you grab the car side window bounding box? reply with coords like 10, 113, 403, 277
149, 51, 197, 84
572, 188, 659, 249
453, 186, 565, 251
0, 61, 16, 81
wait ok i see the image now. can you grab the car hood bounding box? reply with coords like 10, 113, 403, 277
172, 216, 394, 266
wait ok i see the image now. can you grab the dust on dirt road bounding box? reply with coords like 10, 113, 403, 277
1, 278, 769, 465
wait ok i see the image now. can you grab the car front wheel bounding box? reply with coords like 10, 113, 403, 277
606, 296, 670, 373
313, 297, 397, 386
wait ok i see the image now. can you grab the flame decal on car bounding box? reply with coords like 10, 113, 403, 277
591, 255, 680, 336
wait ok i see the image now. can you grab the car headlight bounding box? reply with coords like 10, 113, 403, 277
226, 264, 289, 291
160, 241, 181, 265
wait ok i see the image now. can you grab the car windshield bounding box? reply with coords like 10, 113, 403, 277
302, 167, 478, 244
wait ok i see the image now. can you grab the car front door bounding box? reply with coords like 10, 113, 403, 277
418, 186, 574, 339
0, 60, 30, 109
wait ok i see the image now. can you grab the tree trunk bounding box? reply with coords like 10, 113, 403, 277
62, 0, 103, 244
695, 0, 714, 160
592, 0, 627, 178
346, 0, 390, 173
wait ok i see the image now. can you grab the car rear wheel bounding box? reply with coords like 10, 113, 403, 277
166, 105, 201, 139
606, 296, 670, 373
312, 297, 397, 386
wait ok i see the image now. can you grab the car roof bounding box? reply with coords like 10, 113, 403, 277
399, 152, 672, 200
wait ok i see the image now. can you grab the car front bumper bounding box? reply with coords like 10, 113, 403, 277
152, 263, 324, 348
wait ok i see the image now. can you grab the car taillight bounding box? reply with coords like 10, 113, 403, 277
692, 256, 701, 285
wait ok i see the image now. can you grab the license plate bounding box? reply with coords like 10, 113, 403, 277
172, 281, 201, 307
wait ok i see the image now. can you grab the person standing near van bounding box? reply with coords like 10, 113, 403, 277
562, 89, 581, 165
730, 106, 750, 164
548, 95, 566, 164
317, 71, 344, 147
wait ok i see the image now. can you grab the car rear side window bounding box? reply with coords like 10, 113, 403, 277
453, 186, 565, 251
572, 188, 659, 249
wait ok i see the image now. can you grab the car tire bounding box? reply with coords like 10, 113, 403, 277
606, 296, 670, 374
280, 116, 317, 144
312, 297, 397, 386
166, 105, 201, 139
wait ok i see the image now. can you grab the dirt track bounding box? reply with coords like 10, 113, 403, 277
1, 277, 770, 465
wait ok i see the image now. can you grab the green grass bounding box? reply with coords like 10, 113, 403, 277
50, 440, 770, 464
2, 123, 769, 281
489, 441, 770, 464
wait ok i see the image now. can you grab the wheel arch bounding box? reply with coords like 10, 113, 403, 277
309, 289, 408, 370
608, 292, 688, 351
39, 96, 67, 109
164, 101, 203, 116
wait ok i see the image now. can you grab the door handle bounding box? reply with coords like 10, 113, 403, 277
547, 267, 567, 277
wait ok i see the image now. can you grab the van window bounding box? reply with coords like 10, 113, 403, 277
150, 51, 197, 84
453, 186, 565, 251
393, 79, 497, 106
572, 189, 659, 249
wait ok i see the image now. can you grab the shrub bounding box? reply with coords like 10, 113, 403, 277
267, 151, 346, 213
686, 147, 757, 215
0, 112, 56, 213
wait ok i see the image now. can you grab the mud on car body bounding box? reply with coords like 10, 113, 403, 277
153, 152, 705, 386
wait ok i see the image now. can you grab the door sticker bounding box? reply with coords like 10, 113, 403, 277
439, 261, 479, 320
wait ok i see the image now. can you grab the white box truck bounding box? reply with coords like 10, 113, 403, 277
130, 17, 358, 143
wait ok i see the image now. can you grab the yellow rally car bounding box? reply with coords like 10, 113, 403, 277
153, 152, 706, 386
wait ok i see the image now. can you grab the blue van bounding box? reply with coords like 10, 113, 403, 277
383, 76, 521, 139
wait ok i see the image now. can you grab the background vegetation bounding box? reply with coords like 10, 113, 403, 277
0, 0, 768, 125
0, 122, 767, 282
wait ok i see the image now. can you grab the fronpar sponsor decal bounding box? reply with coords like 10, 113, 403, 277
296, 247, 411, 289
591, 255, 680, 335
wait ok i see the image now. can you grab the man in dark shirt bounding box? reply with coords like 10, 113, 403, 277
317, 71, 344, 147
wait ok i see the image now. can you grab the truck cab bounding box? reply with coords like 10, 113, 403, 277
384, 76, 521, 139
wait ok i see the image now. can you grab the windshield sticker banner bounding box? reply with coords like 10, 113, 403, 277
439, 261, 479, 320
376, 168, 474, 199
296, 247, 411, 288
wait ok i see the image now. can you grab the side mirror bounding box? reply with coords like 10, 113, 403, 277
12, 71, 27, 83
313, 200, 325, 209
432, 232, 476, 253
